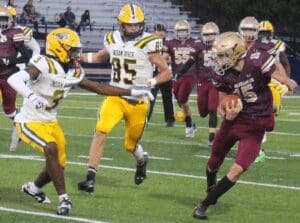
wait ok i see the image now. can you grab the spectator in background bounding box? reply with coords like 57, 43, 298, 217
21, 0, 39, 32
56, 13, 67, 27
148, 24, 175, 127
63, 6, 80, 34
80, 10, 92, 31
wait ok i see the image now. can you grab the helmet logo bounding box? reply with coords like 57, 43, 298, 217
56, 33, 70, 41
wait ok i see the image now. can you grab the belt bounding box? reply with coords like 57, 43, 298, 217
120, 97, 145, 105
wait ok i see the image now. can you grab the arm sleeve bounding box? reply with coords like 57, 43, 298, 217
7, 70, 33, 98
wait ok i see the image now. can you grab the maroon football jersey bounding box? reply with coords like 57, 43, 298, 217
196, 42, 216, 80
0, 28, 24, 78
164, 38, 202, 76
211, 46, 276, 118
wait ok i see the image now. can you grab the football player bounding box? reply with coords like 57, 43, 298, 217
254, 20, 291, 162
164, 21, 220, 145
197, 22, 220, 146
192, 32, 297, 220
7, 27, 154, 215
0, 6, 30, 150
147, 23, 175, 127
7, 5, 41, 152
163, 20, 198, 137
77, 4, 172, 193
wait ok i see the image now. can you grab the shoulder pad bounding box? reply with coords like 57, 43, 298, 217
105, 31, 116, 45
29, 55, 58, 74
134, 34, 158, 49
23, 26, 33, 41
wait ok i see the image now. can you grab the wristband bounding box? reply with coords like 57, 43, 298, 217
87, 53, 93, 63
148, 78, 157, 88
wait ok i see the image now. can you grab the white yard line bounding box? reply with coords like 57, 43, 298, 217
194, 155, 232, 160
78, 155, 113, 161
290, 154, 300, 157
0, 206, 108, 223
0, 154, 299, 190
78, 155, 172, 161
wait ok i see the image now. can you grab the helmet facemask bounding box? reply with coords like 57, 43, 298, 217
258, 31, 273, 41
174, 20, 191, 41
202, 33, 218, 46
120, 22, 144, 40
212, 32, 246, 76
66, 46, 82, 68
240, 27, 258, 42
239, 16, 259, 43
0, 6, 13, 31
201, 22, 219, 45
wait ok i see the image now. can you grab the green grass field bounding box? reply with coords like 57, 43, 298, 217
0, 92, 300, 223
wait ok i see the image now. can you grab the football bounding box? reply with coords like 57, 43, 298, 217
175, 110, 185, 122
223, 94, 241, 109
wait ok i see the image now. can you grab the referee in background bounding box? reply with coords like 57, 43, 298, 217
147, 24, 175, 127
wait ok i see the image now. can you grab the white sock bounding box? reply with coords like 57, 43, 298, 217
58, 193, 69, 202
133, 144, 144, 162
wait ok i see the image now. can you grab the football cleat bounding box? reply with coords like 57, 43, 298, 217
77, 179, 94, 193
165, 120, 175, 127
134, 152, 149, 185
254, 150, 266, 163
21, 182, 51, 204
185, 123, 197, 138
57, 197, 72, 215
193, 204, 208, 220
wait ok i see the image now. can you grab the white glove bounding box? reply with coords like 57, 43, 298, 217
28, 93, 49, 109
147, 78, 157, 89
131, 86, 154, 101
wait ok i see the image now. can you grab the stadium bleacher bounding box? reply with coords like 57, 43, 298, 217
10, 0, 201, 51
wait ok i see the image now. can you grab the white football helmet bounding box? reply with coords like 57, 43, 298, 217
212, 32, 246, 75
201, 22, 220, 45
238, 16, 259, 42
0, 5, 13, 30
174, 20, 191, 41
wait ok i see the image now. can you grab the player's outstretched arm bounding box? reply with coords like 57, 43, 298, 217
81, 48, 110, 64
79, 78, 131, 96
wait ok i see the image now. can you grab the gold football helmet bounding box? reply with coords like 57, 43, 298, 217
201, 22, 220, 45
212, 32, 246, 75
7, 6, 16, 16
117, 4, 144, 39
258, 20, 274, 40
174, 20, 191, 41
0, 5, 13, 30
46, 28, 82, 64
238, 16, 259, 42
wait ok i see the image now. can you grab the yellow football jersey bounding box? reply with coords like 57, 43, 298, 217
104, 30, 162, 100
15, 55, 85, 122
